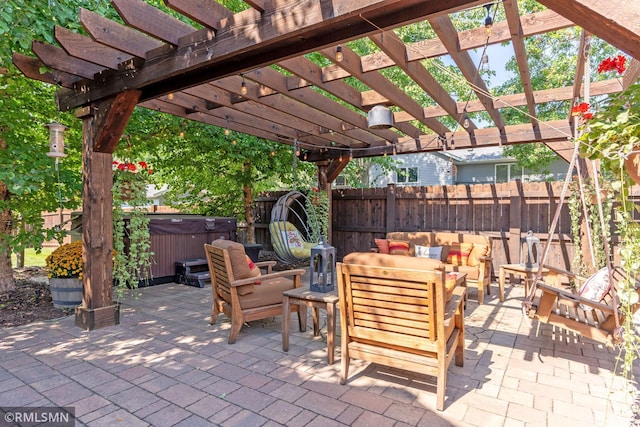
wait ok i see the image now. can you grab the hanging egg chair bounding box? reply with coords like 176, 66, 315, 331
269, 190, 322, 264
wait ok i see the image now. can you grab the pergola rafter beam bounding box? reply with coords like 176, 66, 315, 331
503, 0, 538, 130
429, 15, 506, 134
111, 0, 195, 46
369, 31, 477, 132
57, 0, 487, 111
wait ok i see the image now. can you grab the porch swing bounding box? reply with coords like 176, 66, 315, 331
522, 79, 639, 348
521, 44, 640, 346
268, 144, 323, 264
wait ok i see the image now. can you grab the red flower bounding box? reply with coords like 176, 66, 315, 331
571, 102, 590, 116
598, 55, 626, 74
113, 160, 153, 174
582, 112, 593, 121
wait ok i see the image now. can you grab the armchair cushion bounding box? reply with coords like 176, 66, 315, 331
343, 252, 444, 271
211, 239, 254, 295
239, 277, 297, 309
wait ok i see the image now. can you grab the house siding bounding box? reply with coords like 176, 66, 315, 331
369, 153, 453, 187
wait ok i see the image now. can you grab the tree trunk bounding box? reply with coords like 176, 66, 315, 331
0, 136, 15, 292
243, 162, 256, 244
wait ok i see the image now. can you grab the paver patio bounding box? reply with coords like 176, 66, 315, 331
1, 274, 638, 426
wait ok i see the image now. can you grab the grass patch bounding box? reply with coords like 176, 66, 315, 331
11, 247, 55, 268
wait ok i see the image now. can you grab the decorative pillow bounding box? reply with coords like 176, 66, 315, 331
446, 243, 474, 266
467, 243, 489, 267
246, 255, 262, 283
281, 230, 303, 248
415, 245, 443, 260
375, 238, 390, 254
578, 267, 610, 309
388, 240, 410, 256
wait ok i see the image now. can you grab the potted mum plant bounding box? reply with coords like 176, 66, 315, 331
112, 159, 154, 300
45, 240, 83, 310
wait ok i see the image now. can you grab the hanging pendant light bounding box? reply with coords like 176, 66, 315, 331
367, 105, 394, 129
240, 75, 248, 95
480, 53, 489, 71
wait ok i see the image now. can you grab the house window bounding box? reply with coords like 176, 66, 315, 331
495, 163, 522, 183
334, 175, 347, 187
397, 167, 418, 183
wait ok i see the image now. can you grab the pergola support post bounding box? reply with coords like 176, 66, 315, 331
73, 90, 140, 330
75, 106, 116, 330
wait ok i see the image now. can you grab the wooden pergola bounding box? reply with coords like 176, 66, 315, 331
13, 0, 640, 329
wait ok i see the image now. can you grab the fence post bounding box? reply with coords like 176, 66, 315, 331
508, 180, 523, 264
386, 183, 396, 233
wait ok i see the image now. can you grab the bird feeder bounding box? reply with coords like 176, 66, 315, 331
46, 122, 68, 158
310, 240, 335, 293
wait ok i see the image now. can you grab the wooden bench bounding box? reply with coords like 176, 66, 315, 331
337, 253, 466, 411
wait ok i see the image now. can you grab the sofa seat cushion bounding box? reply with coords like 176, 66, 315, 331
344, 252, 444, 271
238, 277, 295, 309
443, 264, 479, 281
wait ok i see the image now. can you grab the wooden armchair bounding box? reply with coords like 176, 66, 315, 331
204, 240, 307, 344
336, 253, 466, 411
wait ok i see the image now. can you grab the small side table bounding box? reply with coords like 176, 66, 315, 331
282, 287, 339, 364
498, 264, 553, 301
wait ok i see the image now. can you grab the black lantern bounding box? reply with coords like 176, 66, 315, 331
310, 240, 335, 293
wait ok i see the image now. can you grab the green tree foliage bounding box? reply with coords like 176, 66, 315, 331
494, 1, 621, 173
0, 0, 106, 290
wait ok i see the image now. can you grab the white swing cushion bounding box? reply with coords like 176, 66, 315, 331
578, 267, 610, 309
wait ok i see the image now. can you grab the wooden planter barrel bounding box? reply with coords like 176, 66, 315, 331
49, 277, 83, 309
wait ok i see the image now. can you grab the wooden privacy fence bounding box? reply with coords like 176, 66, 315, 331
254, 181, 628, 277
